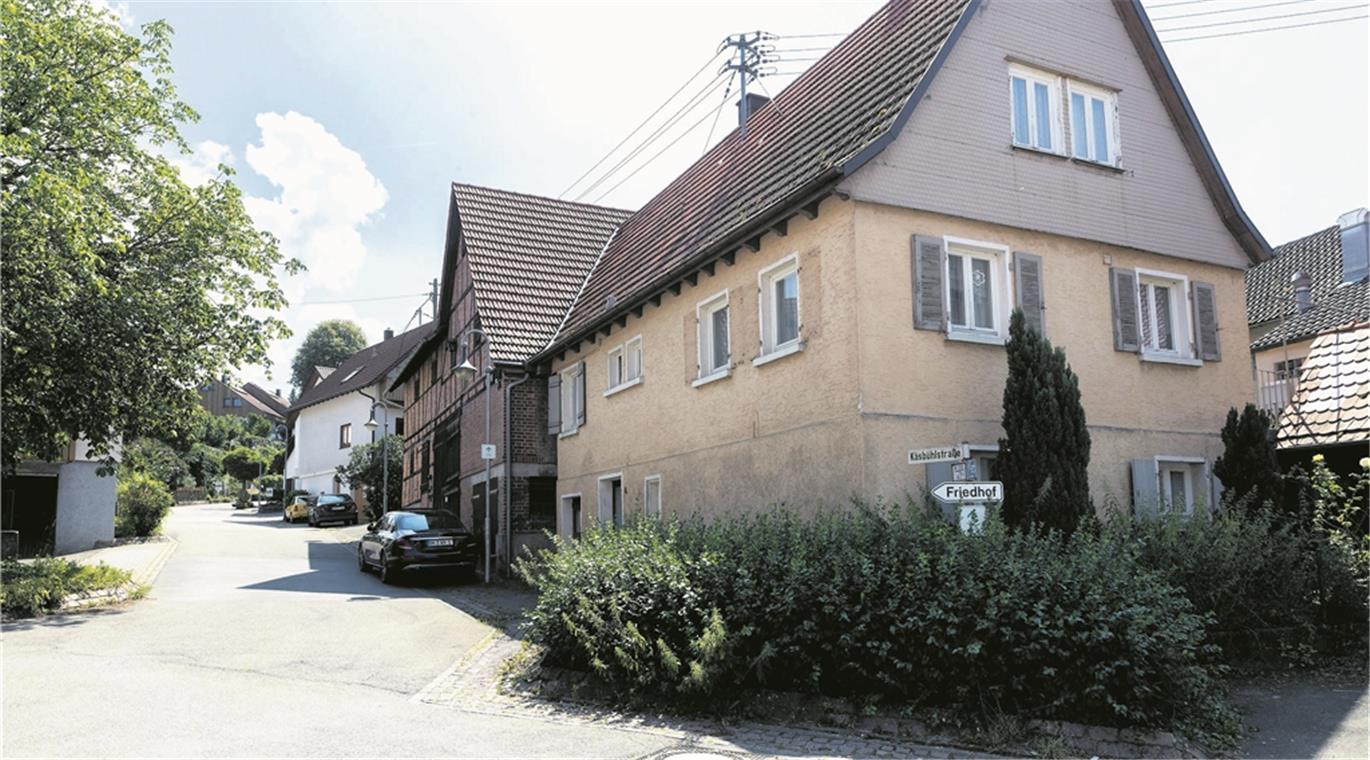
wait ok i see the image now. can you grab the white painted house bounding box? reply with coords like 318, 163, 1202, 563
284, 325, 433, 501
4, 438, 118, 557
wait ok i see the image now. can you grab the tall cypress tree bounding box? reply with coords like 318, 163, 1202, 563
996, 309, 1092, 535
1213, 404, 1283, 513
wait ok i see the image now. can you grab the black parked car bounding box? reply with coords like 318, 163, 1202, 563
308, 494, 358, 527
357, 509, 478, 584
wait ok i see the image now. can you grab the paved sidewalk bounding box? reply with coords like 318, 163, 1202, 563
63, 537, 178, 587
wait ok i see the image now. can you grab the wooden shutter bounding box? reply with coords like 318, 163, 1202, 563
1013, 251, 1046, 337
1130, 459, 1159, 518
1191, 281, 1221, 361
911, 235, 946, 332
1109, 267, 1140, 352
575, 361, 586, 427
546, 374, 561, 435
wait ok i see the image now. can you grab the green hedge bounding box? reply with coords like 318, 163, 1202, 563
520, 504, 1228, 731
115, 472, 173, 537
1, 558, 132, 617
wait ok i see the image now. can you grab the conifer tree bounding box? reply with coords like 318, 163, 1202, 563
996, 309, 1092, 535
1213, 404, 1283, 513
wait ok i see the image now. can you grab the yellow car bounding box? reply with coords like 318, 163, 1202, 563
283, 495, 315, 524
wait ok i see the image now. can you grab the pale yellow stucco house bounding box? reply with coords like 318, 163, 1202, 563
526, 0, 1273, 532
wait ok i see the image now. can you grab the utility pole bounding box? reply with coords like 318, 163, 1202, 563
429, 278, 439, 322
718, 31, 773, 136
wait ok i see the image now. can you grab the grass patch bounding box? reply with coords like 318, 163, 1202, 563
1, 558, 134, 618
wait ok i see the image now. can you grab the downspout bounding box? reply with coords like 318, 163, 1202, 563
502, 370, 530, 577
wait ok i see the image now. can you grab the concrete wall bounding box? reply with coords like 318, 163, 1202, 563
840, 0, 1250, 271
54, 462, 115, 555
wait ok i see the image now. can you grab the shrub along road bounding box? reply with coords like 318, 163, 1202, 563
0, 503, 675, 758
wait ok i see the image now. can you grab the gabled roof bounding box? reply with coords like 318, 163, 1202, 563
1252, 280, 1369, 351
291, 323, 434, 413
241, 382, 289, 417
534, 0, 1269, 356
1278, 325, 1370, 448
453, 184, 630, 363
1246, 225, 1344, 326
234, 388, 284, 420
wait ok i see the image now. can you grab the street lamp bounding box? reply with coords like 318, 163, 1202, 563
451, 328, 494, 585
364, 401, 389, 515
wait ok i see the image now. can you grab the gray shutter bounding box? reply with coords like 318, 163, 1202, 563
575, 361, 586, 427
1013, 251, 1045, 337
1110, 267, 1140, 352
1130, 459, 1159, 518
912, 235, 946, 332
1191, 281, 1221, 361
925, 462, 956, 523
546, 374, 561, 435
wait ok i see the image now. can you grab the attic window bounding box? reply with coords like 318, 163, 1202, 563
340, 366, 364, 383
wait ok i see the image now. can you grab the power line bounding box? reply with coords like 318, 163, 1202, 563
592, 97, 730, 205
702, 79, 735, 154
1152, 0, 1317, 21
573, 73, 729, 202
772, 31, 846, 39
558, 50, 724, 199
1155, 3, 1366, 32
1161, 12, 1366, 39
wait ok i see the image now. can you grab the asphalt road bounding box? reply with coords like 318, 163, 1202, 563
2, 503, 675, 758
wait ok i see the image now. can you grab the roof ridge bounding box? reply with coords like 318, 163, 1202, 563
452, 181, 635, 216
1271, 224, 1340, 253
542, 222, 623, 356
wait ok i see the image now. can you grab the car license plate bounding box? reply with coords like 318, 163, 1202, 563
428, 538, 454, 547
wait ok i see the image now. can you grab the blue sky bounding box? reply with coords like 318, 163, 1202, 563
112, 1, 1368, 391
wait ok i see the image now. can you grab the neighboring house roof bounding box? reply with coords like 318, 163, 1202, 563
533, 0, 1269, 357
234, 389, 283, 420
1252, 280, 1369, 351
1246, 225, 1344, 327
454, 184, 630, 363
241, 382, 289, 417
291, 323, 435, 413
1278, 325, 1370, 448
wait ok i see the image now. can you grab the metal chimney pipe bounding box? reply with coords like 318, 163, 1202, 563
1291, 271, 1313, 314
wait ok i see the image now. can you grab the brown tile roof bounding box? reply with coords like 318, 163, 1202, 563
549, 0, 975, 348
1246, 225, 1345, 326
1278, 325, 1370, 448
291, 323, 435, 413
453, 184, 631, 363
241, 382, 289, 417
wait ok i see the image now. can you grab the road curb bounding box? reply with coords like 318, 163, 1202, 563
132, 537, 179, 587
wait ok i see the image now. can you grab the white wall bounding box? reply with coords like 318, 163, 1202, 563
55, 462, 115, 554
286, 383, 402, 496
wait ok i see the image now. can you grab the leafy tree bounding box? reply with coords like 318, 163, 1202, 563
996, 309, 1092, 535
119, 438, 190, 491
1, 0, 298, 473
221, 446, 264, 486
336, 435, 402, 521
1213, 404, 1283, 513
291, 320, 367, 391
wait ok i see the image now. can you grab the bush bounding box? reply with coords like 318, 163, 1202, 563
1, 558, 132, 617
1212, 404, 1283, 513
115, 472, 173, 537
520, 503, 1228, 732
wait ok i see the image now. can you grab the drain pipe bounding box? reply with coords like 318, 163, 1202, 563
502, 370, 530, 577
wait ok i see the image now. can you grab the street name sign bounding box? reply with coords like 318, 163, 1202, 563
907, 444, 968, 465
931, 481, 1003, 503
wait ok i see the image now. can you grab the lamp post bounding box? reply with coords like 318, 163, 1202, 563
451, 327, 493, 584
363, 399, 390, 515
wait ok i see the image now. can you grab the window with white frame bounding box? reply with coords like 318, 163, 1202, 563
559, 363, 584, 435
1136, 271, 1192, 357
945, 240, 1009, 338
697, 293, 730, 379
1068, 81, 1119, 165
759, 255, 801, 356
606, 337, 643, 393
643, 475, 661, 519
1009, 64, 1062, 154
1157, 459, 1205, 516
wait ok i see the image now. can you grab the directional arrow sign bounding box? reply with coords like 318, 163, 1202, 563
931, 481, 1003, 503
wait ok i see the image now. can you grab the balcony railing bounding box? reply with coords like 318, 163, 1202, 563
1256, 369, 1298, 417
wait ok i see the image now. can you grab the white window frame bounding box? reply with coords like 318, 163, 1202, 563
695, 291, 731, 386
755, 253, 803, 365
1134, 267, 1198, 365
643, 475, 662, 519
597, 472, 624, 526
603, 335, 644, 397
1008, 63, 1064, 155
1067, 79, 1121, 166
1154, 456, 1207, 517
559, 363, 584, 436
559, 492, 583, 539
943, 236, 1012, 344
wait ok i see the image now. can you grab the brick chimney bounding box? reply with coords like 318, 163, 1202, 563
737, 93, 770, 127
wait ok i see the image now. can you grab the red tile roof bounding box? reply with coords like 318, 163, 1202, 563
1278, 325, 1370, 449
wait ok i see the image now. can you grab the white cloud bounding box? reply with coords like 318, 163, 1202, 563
83, 0, 133, 27
243, 111, 388, 292
173, 140, 233, 186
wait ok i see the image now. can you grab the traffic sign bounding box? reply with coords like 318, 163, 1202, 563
480, 443, 496, 461
908, 444, 969, 465
931, 481, 1003, 503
